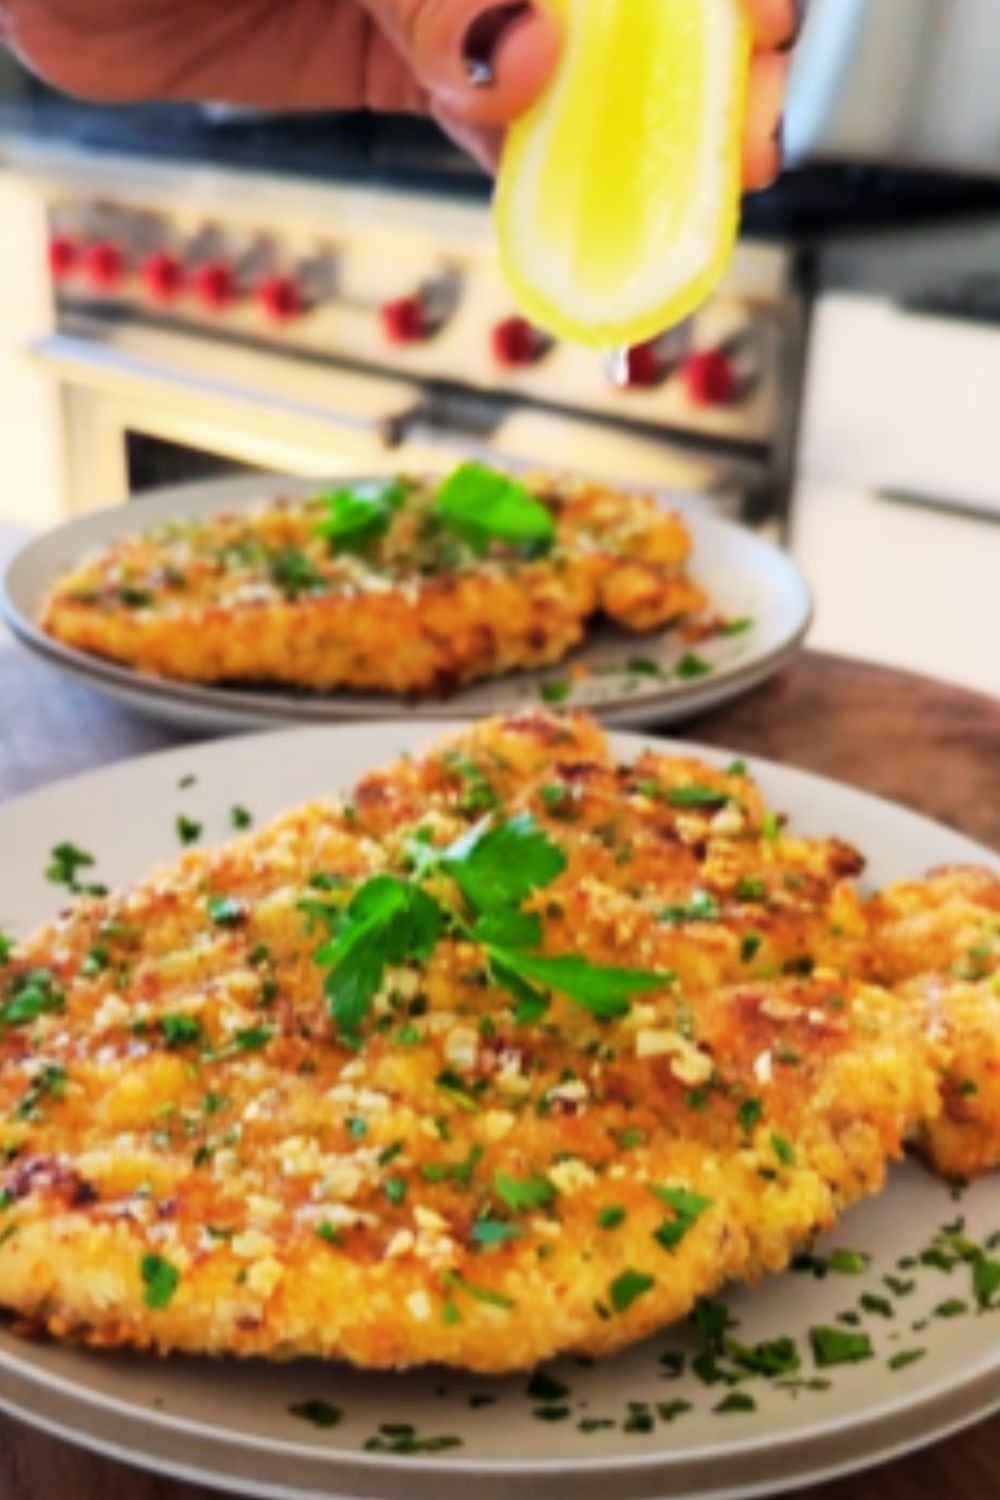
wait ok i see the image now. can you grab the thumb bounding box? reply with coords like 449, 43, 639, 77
362, 0, 560, 126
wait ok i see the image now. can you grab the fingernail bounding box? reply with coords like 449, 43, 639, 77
462, 1, 532, 87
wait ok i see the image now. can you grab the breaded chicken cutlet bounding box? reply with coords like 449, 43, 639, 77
40, 467, 706, 696
0, 713, 995, 1372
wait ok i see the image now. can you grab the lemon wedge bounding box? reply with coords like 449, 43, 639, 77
495, 0, 752, 348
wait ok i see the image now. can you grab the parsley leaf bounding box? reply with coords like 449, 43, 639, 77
609, 1269, 655, 1314
472, 910, 543, 950
650, 1185, 714, 1251
443, 814, 567, 914
667, 786, 730, 809
141, 1252, 180, 1309
484, 949, 667, 1021
316, 480, 404, 553
494, 1171, 555, 1212
471, 1219, 522, 1247
319, 875, 443, 1040
0, 931, 12, 965
176, 815, 202, 846
436, 463, 555, 558
269, 548, 327, 600
0, 969, 65, 1029
810, 1326, 873, 1368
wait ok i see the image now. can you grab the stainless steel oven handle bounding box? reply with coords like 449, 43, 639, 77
27, 332, 414, 441
876, 487, 1000, 529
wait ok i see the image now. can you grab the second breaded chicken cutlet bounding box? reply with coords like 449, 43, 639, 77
41, 466, 706, 696
0, 713, 995, 1372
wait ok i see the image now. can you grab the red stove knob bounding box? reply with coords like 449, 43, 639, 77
492, 316, 543, 368
381, 295, 429, 345
257, 275, 303, 324
83, 241, 125, 293
142, 252, 186, 305
193, 261, 238, 313
49, 236, 79, 282
682, 349, 736, 407
618, 341, 665, 389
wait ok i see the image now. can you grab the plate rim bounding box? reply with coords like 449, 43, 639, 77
0, 472, 813, 725
0, 719, 997, 1491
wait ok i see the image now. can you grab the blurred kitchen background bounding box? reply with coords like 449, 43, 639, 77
0, 0, 997, 695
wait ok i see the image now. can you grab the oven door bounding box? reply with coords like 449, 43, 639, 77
30, 324, 428, 514
31, 322, 755, 522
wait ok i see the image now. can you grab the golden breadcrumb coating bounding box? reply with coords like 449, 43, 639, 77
0, 713, 992, 1372
40, 475, 706, 696
866, 867, 1000, 1179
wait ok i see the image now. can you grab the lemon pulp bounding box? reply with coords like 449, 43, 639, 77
496, 0, 752, 348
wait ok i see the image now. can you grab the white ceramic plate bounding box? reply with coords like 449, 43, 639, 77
0, 723, 997, 1500
0, 475, 812, 732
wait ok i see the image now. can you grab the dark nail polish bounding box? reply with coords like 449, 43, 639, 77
462, 1, 532, 87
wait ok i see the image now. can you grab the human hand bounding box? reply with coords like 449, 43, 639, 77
2, 0, 796, 184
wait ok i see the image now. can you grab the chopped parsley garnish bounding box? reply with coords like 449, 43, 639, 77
269, 548, 327, 600
735, 877, 767, 903
973, 1254, 1000, 1309
727, 760, 748, 777
860, 1293, 894, 1319
676, 653, 712, 680
762, 810, 782, 842
0, 968, 65, 1029
316, 479, 404, 553
738, 1098, 764, 1136
207, 896, 245, 928
526, 1372, 569, 1403
828, 1249, 871, 1275
597, 1205, 626, 1230
0, 931, 12, 965
661, 890, 720, 926
740, 932, 763, 963
495, 1171, 555, 1212
118, 586, 154, 608
772, 1133, 796, 1167
160, 1014, 205, 1049
470, 1218, 522, 1247
436, 463, 555, 558
540, 678, 571, 705
176, 815, 202, 846
178, 774, 197, 790
81, 945, 110, 977
46, 841, 104, 895
231, 806, 253, 830
382, 1177, 407, 1206
934, 1299, 968, 1319
666, 786, 729, 810
141, 1252, 179, 1309
627, 658, 662, 678
730, 1336, 800, 1377
719, 617, 753, 638
15, 1063, 67, 1120
444, 1271, 515, 1311
658, 1399, 693, 1423
609, 1269, 655, 1314
650, 1185, 713, 1251
539, 783, 573, 815
889, 1349, 926, 1372
289, 1399, 342, 1428
810, 1326, 873, 1367
231, 1026, 274, 1053
714, 1392, 756, 1414
435, 1070, 480, 1113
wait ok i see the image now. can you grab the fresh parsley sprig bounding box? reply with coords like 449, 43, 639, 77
313, 813, 669, 1040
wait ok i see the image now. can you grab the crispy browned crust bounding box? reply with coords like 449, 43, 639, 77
40, 476, 707, 695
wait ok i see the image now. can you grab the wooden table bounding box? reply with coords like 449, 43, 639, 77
0, 634, 998, 1500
